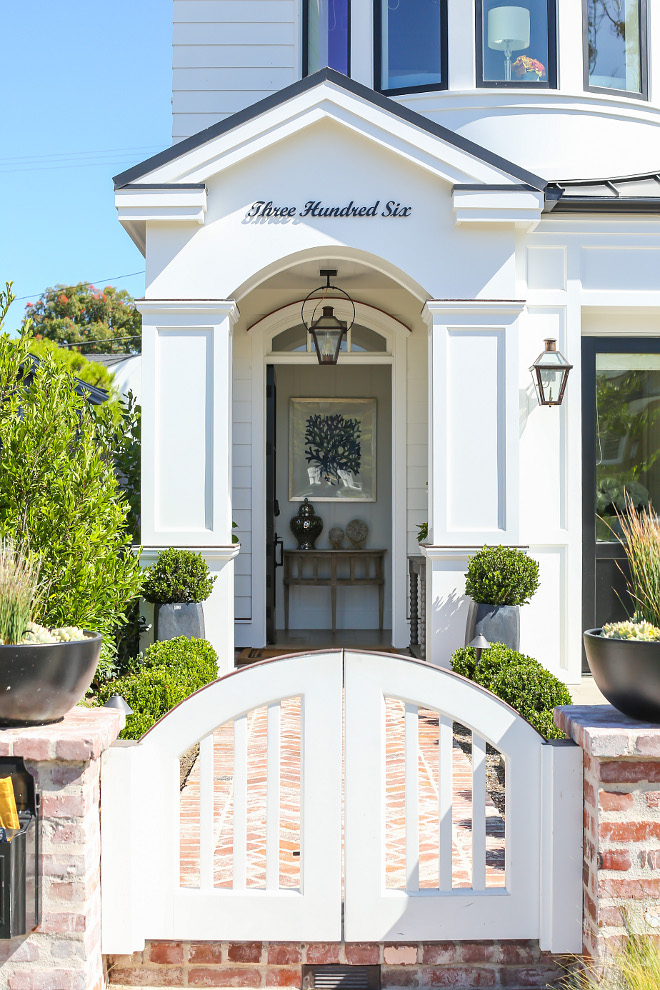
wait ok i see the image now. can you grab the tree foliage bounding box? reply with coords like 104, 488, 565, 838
26, 282, 141, 354
0, 282, 143, 676
24, 336, 117, 391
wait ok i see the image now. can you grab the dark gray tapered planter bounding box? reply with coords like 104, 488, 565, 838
154, 603, 205, 642
0, 633, 102, 727
465, 602, 520, 651
584, 629, 660, 723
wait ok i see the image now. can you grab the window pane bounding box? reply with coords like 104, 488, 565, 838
587, 0, 643, 94
595, 354, 660, 542
379, 0, 444, 92
480, 1, 551, 83
307, 0, 349, 75
272, 325, 308, 352
350, 325, 387, 352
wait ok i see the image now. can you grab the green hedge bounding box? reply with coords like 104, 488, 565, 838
451, 641, 571, 739
464, 545, 540, 606
97, 636, 218, 739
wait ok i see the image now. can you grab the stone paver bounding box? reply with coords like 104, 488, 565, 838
179, 699, 505, 890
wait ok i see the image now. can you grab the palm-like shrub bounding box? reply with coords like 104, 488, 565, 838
142, 548, 215, 605
615, 498, 660, 628
465, 545, 540, 606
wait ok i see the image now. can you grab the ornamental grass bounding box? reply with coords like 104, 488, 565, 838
615, 496, 660, 629
0, 539, 41, 645
559, 929, 660, 990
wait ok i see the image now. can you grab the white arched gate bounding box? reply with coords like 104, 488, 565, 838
101, 651, 582, 954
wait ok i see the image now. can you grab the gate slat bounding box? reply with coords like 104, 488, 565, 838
405, 703, 419, 893
471, 734, 486, 891
266, 702, 281, 891
199, 733, 214, 890
233, 713, 248, 890
438, 715, 453, 891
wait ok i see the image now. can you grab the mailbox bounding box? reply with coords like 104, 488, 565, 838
0, 758, 40, 939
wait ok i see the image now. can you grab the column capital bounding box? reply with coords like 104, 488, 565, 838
135, 298, 239, 324
421, 299, 526, 328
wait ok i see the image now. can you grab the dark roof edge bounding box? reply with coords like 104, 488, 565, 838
119, 183, 206, 190
113, 68, 547, 191
544, 198, 660, 214
453, 183, 541, 192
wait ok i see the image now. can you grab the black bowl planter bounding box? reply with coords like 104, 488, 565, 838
465, 602, 520, 652
0, 633, 102, 727
584, 629, 660, 723
154, 603, 205, 642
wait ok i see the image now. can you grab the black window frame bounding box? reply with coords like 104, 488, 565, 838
582, 0, 648, 101
302, 0, 352, 78
475, 0, 558, 89
582, 336, 660, 670
373, 0, 448, 96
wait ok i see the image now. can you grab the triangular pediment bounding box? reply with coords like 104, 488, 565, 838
114, 69, 545, 192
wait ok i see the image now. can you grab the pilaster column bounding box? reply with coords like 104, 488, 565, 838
136, 299, 240, 672
421, 300, 523, 666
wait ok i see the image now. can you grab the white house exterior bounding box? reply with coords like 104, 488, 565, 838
116, 0, 660, 684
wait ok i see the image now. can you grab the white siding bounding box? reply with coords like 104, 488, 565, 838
172, 0, 299, 143
406, 326, 428, 557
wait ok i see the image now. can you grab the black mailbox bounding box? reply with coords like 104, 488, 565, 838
0, 758, 40, 939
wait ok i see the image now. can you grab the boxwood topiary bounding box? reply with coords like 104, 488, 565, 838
97, 635, 218, 739
451, 641, 570, 739
142, 548, 215, 605
465, 545, 540, 606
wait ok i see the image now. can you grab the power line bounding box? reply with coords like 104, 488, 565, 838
0, 159, 146, 175
16, 272, 145, 301
0, 145, 162, 164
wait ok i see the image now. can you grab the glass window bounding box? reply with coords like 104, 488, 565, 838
585, 0, 646, 96
376, 0, 447, 94
271, 323, 386, 353
595, 353, 660, 542
305, 0, 350, 76
477, 0, 556, 87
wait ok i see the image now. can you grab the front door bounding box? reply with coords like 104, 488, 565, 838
582, 338, 660, 660
265, 365, 281, 644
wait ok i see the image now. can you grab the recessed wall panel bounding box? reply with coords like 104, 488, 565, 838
446, 330, 503, 532
582, 247, 660, 291
155, 329, 213, 532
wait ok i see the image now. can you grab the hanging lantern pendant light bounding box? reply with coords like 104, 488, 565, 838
530, 338, 573, 407
302, 269, 356, 366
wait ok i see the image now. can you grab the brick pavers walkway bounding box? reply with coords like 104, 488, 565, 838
179, 699, 505, 890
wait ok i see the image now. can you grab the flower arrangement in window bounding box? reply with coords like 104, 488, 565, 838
512, 56, 546, 80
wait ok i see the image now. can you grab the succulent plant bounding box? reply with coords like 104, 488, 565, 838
601, 619, 660, 642
20, 622, 88, 645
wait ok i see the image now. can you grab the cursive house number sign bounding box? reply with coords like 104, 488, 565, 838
245, 199, 412, 220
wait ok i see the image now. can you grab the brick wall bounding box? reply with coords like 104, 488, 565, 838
0, 707, 123, 990
106, 939, 564, 988
556, 705, 660, 958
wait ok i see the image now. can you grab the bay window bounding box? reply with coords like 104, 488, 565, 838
304, 0, 350, 76
584, 0, 647, 97
375, 0, 448, 95
476, 0, 557, 88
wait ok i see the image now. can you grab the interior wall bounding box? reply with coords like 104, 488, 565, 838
274, 364, 392, 631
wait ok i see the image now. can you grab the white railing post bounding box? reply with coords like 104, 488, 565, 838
540, 739, 583, 953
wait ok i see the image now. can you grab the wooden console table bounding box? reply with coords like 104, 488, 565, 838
283, 549, 386, 632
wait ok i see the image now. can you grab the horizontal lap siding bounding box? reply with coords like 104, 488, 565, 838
407, 330, 428, 556
172, 0, 298, 142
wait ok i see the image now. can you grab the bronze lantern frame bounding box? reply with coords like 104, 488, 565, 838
301, 269, 356, 365
530, 338, 573, 407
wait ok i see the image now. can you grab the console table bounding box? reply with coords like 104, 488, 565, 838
283, 549, 386, 632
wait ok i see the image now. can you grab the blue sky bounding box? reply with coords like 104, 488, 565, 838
0, 1, 173, 331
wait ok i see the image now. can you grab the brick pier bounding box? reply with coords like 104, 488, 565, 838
556, 705, 660, 958
0, 706, 123, 990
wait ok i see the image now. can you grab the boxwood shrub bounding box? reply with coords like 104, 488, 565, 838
451, 641, 571, 739
97, 636, 218, 739
465, 545, 540, 606
142, 548, 215, 605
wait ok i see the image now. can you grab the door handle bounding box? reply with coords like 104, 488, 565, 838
274, 498, 280, 518
275, 537, 284, 568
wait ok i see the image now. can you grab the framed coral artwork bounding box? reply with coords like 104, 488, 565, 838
289, 398, 377, 501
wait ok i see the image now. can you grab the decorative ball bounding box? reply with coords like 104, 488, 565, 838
346, 519, 368, 549
329, 526, 344, 549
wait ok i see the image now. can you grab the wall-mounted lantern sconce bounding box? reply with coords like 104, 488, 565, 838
530, 339, 573, 407
488, 5, 530, 80
301, 269, 356, 365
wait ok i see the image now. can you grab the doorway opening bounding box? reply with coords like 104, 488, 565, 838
266, 355, 393, 649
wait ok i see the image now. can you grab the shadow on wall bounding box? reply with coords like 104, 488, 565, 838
519, 384, 538, 438
431, 589, 468, 663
